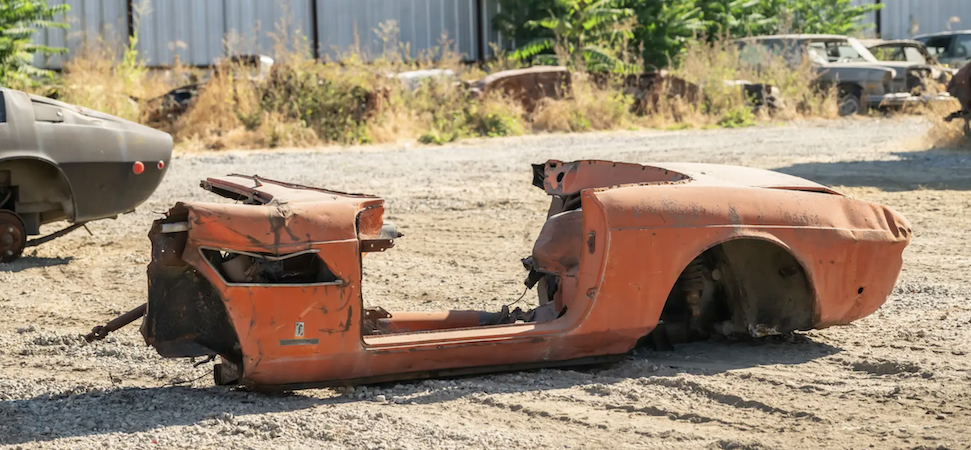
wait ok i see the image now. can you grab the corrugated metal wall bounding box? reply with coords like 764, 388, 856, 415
852, 0, 971, 39
481, 0, 509, 57
850, 0, 879, 36
137, 0, 314, 66
880, 0, 971, 39
33, 0, 488, 67
31, 0, 128, 69
316, 0, 481, 61
35, 1, 971, 68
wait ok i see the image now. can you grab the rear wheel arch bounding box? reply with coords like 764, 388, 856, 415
837, 83, 865, 116
647, 236, 818, 347
0, 156, 76, 221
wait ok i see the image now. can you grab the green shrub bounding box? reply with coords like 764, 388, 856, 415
0, 0, 69, 86
470, 97, 526, 137
717, 105, 756, 128
258, 61, 375, 145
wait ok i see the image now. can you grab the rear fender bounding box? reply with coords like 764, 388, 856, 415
655, 233, 819, 333
0, 155, 76, 224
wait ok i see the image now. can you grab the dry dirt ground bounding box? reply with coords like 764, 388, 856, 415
1, 117, 970, 450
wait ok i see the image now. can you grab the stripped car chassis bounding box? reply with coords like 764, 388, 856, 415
84, 161, 909, 390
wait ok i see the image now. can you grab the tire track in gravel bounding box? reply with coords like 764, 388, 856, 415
468, 393, 715, 448
465, 388, 802, 450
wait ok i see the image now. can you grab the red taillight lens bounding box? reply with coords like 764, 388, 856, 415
133, 161, 145, 174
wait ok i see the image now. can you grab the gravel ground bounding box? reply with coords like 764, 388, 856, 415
1, 117, 970, 449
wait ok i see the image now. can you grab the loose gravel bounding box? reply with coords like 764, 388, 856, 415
2, 117, 970, 449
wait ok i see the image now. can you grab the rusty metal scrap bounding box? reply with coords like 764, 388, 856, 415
85, 304, 147, 343
470, 66, 572, 112
944, 63, 971, 137
86, 161, 911, 391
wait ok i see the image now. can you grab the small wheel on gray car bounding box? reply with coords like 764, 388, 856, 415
0, 210, 26, 263
838, 86, 864, 116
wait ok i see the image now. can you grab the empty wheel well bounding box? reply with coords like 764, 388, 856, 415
651, 239, 816, 346
838, 83, 862, 97
0, 158, 75, 227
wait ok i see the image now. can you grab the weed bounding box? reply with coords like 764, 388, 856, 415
921, 99, 971, 150
39, 15, 857, 151
533, 75, 633, 132
470, 95, 526, 137
718, 105, 757, 128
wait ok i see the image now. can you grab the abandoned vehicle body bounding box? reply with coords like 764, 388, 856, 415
87, 160, 911, 390
0, 88, 173, 262
944, 63, 971, 137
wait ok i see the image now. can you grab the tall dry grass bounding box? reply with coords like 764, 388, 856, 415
532, 76, 634, 133
919, 99, 971, 150
668, 37, 837, 127
45, 20, 850, 151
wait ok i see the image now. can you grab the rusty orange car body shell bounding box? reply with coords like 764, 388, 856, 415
143, 160, 911, 389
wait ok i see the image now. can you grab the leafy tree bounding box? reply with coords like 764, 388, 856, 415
0, 0, 70, 86
509, 0, 637, 72
621, 0, 703, 69
782, 0, 882, 35
698, 0, 881, 38
491, 0, 566, 49
697, 0, 783, 38
497, 0, 882, 71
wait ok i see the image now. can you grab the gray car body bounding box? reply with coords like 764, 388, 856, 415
861, 38, 955, 83
913, 30, 971, 69
0, 88, 172, 235
735, 34, 932, 110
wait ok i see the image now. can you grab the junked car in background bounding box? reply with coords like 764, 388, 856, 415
143, 54, 275, 128
944, 62, 971, 138
0, 88, 173, 262
914, 30, 971, 69
861, 38, 954, 85
736, 34, 944, 116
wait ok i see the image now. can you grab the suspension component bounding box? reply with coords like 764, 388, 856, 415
0, 210, 26, 263
680, 256, 707, 318
84, 303, 148, 342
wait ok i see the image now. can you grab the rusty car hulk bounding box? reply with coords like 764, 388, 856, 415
85, 160, 911, 391
944, 62, 971, 138
0, 88, 173, 262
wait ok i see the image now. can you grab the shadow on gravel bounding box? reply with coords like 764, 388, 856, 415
0, 256, 74, 273
0, 385, 325, 445
396, 334, 842, 406
775, 148, 971, 191
0, 336, 841, 444
640, 333, 842, 373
